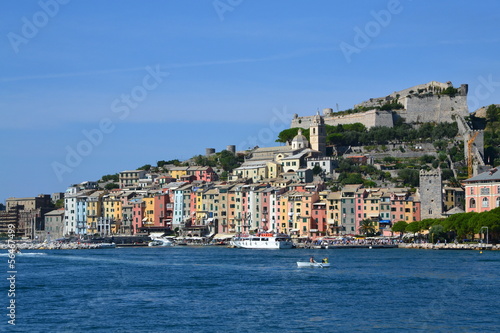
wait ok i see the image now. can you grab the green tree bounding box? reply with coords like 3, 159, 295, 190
429, 225, 446, 243
101, 174, 119, 182
276, 128, 308, 144
406, 221, 421, 233
219, 150, 240, 172
105, 183, 120, 190
312, 165, 322, 175
486, 104, 500, 123
54, 199, 64, 209
397, 169, 419, 187
392, 221, 408, 236
137, 164, 151, 171
339, 173, 363, 185
219, 171, 229, 181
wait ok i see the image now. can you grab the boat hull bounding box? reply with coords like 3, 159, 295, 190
297, 262, 331, 268
148, 239, 174, 247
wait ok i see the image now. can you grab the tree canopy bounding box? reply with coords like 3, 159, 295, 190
277, 121, 458, 148
391, 221, 408, 235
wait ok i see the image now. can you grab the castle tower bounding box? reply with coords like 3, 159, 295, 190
310, 111, 326, 156
419, 169, 443, 219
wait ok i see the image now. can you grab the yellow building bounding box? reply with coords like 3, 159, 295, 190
277, 193, 290, 234
232, 161, 283, 182
169, 167, 189, 180
103, 192, 123, 233
363, 189, 382, 232
143, 196, 155, 226
326, 192, 342, 235
278, 191, 319, 236
86, 191, 105, 234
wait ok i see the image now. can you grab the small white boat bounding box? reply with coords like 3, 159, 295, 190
297, 261, 331, 268
98, 243, 116, 249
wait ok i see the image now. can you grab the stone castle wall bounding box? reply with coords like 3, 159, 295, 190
292, 93, 468, 129
355, 81, 453, 109
291, 109, 394, 129
398, 95, 468, 123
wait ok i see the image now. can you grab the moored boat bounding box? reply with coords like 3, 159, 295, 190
97, 243, 116, 249
148, 238, 174, 247
230, 233, 294, 249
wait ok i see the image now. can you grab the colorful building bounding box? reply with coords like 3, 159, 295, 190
463, 167, 500, 213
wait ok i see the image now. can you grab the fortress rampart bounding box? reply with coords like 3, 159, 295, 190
291, 82, 469, 129
291, 109, 394, 129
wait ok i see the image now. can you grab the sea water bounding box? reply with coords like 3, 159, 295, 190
2, 247, 499, 332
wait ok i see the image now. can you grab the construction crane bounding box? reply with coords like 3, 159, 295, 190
468, 131, 479, 178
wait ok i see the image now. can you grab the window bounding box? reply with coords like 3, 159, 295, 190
469, 198, 476, 208
497, 197, 500, 207
482, 197, 489, 208
480, 187, 490, 195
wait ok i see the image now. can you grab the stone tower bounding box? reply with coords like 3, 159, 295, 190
309, 111, 326, 156
419, 169, 443, 219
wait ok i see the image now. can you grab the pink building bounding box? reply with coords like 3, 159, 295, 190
463, 167, 500, 213
189, 166, 218, 182
390, 192, 407, 222
131, 199, 145, 234
312, 201, 327, 239
355, 189, 366, 233
154, 193, 173, 229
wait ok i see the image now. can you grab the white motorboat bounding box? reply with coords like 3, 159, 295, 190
296, 261, 331, 268
148, 238, 174, 247
230, 233, 294, 249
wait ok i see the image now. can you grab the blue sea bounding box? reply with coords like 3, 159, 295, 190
2, 247, 499, 332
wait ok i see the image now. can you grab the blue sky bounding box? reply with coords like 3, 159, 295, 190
1, 0, 500, 203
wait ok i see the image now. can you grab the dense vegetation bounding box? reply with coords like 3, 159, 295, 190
192, 150, 243, 172
277, 121, 458, 147
482, 104, 500, 166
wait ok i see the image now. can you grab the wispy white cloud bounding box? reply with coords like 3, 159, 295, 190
0, 67, 147, 82
366, 38, 500, 51
0, 47, 334, 83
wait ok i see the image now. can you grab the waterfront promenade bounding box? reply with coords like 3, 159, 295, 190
1, 240, 499, 250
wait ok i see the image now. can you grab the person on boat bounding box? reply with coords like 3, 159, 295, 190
322, 257, 328, 263
310, 256, 316, 263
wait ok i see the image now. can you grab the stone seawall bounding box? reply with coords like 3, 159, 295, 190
398, 243, 499, 250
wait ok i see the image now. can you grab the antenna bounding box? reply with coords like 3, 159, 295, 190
336, 103, 339, 112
